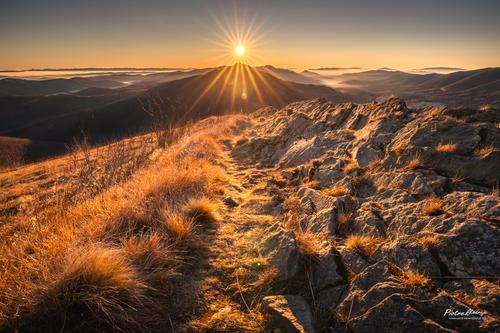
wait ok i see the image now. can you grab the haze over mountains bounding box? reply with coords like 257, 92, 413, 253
0, 64, 498, 164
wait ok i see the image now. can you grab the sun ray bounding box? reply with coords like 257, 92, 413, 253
186, 65, 230, 114
214, 64, 236, 107
231, 62, 241, 111
243, 63, 266, 106
249, 64, 286, 106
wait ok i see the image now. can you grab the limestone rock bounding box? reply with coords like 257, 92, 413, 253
261, 226, 300, 280
262, 295, 317, 333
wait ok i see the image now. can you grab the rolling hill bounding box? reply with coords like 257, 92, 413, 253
335, 67, 500, 107
0, 64, 348, 163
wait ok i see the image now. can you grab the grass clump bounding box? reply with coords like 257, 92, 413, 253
423, 195, 445, 216
417, 234, 441, 250
162, 211, 195, 242
183, 197, 221, 226
323, 185, 350, 197
436, 142, 458, 153
294, 230, 329, 258
474, 146, 495, 159
404, 155, 423, 171
345, 235, 382, 257
101, 206, 157, 240
395, 270, 432, 288
19, 246, 166, 333
122, 233, 180, 286
343, 160, 363, 174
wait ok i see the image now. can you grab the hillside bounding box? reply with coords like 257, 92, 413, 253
335, 67, 500, 107
1, 97, 498, 332
0, 64, 347, 164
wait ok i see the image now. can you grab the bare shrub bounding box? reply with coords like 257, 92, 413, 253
140, 96, 187, 149
66, 133, 156, 200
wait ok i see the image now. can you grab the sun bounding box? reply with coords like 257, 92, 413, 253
235, 45, 245, 57
208, 12, 266, 65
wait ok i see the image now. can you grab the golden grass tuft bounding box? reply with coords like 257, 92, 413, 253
183, 197, 221, 226
423, 195, 445, 216
436, 142, 458, 153
101, 206, 157, 240
417, 234, 441, 250
474, 146, 495, 159
304, 180, 320, 189
20, 246, 166, 332
294, 230, 329, 258
396, 270, 432, 288
343, 160, 363, 174
336, 212, 353, 226
345, 235, 382, 257
323, 185, 350, 197
404, 155, 423, 171
122, 233, 180, 285
162, 211, 195, 242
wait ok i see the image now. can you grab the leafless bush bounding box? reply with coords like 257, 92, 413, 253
140, 96, 186, 148
66, 133, 156, 200
0, 137, 27, 169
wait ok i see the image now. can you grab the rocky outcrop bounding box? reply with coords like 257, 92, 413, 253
262, 295, 317, 333
235, 97, 500, 333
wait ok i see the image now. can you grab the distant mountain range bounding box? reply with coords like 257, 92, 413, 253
0, 64, 347, 162
0, 64, 498, 164
334, 67, 500, 107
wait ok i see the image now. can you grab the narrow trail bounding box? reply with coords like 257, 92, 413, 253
187, 122, 285, 331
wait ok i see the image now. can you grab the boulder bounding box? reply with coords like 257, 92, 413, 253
262, 295, 317, 333
352, 144, 383, 168
278, 136, 328, 168
297, 187, 338, 213
436, 220, 500, 277
261, 226, 300, 280
311, 252, 344, 290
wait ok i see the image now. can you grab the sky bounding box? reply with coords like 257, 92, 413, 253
1, 0, 499, 70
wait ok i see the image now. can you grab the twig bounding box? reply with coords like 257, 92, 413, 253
235, 269, 265, 330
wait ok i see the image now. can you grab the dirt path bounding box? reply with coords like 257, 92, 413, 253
185, 125, 284, 332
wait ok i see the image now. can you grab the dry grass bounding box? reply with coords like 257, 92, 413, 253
304, 180, 320, 189
367, 159, 383, 172
404, 155, 423, 171
474, 146, 495, 159
345, 235, 382, 257
163, 211, 196, 243
395, 270, 432, 288
343, 160, 363, 174
417, 234, 441, 250
423, 195, 445, 216
323, 185, 350, 197
16, 246, 167, 332
336, 212, 353, 227
294, 230, 329, 258
0, 115, 244, 332
184, 197, 221, 226
435, 142, 458, 153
